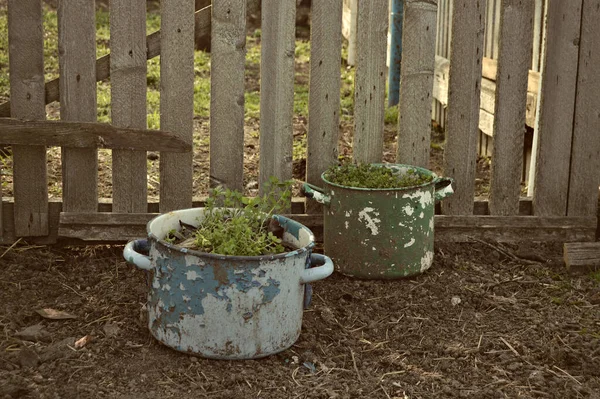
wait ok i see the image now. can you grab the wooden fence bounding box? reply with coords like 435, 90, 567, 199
1, 0, 599, 245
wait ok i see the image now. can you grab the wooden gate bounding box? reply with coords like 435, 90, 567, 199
0, 0, 599, 245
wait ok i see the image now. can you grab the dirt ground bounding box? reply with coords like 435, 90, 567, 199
1, 240, 599, 398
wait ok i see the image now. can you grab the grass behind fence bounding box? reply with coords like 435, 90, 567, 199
0, 3, 404, 200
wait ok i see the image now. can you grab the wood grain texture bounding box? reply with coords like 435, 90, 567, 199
352, 0, 388, 164
396, 0, 438, 168
1, 197, 546, 244
489, 0, 534, 215
434, 215, 597, 243
7, 0, 48, 237
532, 0, 544, 71
1, 198, 304, 244
306, 0, 343, 214
485, 0, 496, 58
441, 0, 485, 215
0, 4, 212, 118
209, 0, 246, 191
567, 0, 600, 217
564, 242, 600, 269
531, 0, 583, 216
110, 0, 148, 213
258, 0, 296, 193
55, 212, 597, 244
58, 212, 156, 241
433, 55, 540, 135
58, 0, 98, 213
159, 0, 195, 212
0, 119, 191, 152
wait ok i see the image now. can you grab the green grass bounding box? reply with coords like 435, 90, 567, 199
590, 270, 600, 283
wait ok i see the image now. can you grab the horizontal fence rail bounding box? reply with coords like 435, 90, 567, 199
0, 0, 599, 245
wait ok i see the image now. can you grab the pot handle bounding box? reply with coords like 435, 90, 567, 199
301, 253, 334, 284
301, 183, 331, 206
123, 239, 153, 271
434, 177, 454, 202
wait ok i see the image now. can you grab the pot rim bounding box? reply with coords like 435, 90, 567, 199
321, 163, 440, 192
147, 210, 316, 262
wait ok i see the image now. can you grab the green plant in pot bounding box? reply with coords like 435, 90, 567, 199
303, 162, 454, 279
163, 178, 294, 256
123, 178, 334, 360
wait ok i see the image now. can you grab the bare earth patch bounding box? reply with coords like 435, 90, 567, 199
1, 242, 599, 398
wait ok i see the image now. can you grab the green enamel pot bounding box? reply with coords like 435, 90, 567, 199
303, 164, 454, 279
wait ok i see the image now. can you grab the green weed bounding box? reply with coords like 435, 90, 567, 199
325, 162, 434, 189
164, 178, 294, 256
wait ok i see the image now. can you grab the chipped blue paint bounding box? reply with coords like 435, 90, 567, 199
230, 268, 263, 293
261, 278, 281, 303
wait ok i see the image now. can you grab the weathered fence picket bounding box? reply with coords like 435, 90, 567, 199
488, 0, 534, 216
441, 0, 486, 215
7, 0, 48, 236
306, 0, 343, 214
567, 0, 600, 217
432, 0, 451, 127
530, 0, 583, 216
352, 0, 388, 164
58, 0, 98, 213
209, 0, 246, 192
110, 0, 148, 213
396, 0, 438, 168
258, 0, 296, 195
159, 0, 195, 212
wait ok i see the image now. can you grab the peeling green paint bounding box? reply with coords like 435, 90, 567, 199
307, 164, 454, 279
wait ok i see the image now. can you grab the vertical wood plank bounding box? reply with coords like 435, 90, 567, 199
432, 0, 444, 125
348, 0, 358, 66
159, 0, 195, 212
397, 0, 438, 168
489, 0, 534, 215
441, 0, 486, 215
7, 0, 48, 237
258, 0, 296, 192
526, 0, 548, 197
110, 0, 148, 213
567, 0, 600, 217
492, 0, 501, 59
58, 0, 97, 213
306, 0, 343, 213
445, 0, 453, 58
531, 0, 582, 216
353, 0, 389, 164
485, 0, 495, 57
531, 0, 544, 71
209, 0, 246, 191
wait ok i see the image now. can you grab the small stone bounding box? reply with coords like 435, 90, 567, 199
15, 324, 52, 343
189, 356, 198, 363
103, 321, 120, 338
451, 296, 462, 306
18, 348, 40, 368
